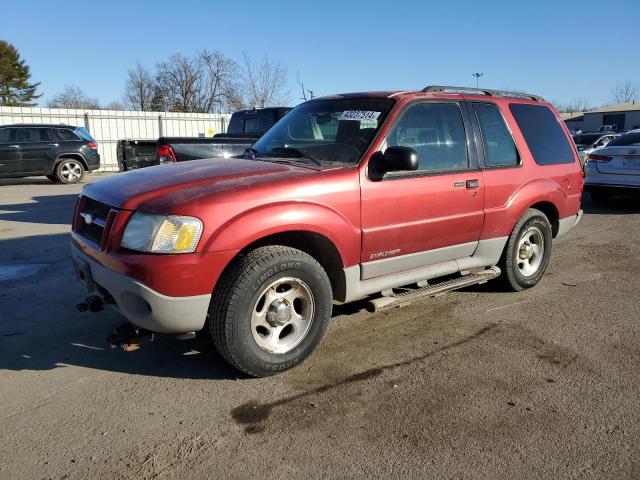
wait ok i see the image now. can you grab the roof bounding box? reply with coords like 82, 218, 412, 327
0, 123, 77, 128
588, 103, 640, 114
313, 88, 547, 103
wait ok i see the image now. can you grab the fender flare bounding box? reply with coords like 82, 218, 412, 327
201, 201, 360, 267
52, 153, 88, 174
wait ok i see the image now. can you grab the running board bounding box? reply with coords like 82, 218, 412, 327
367, 266, 501, 312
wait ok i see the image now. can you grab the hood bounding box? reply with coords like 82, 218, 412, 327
83, 158, 318, 210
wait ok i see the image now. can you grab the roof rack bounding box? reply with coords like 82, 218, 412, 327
422, 85, 545, 102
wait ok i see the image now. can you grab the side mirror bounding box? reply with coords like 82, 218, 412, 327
369, 146, 418, 180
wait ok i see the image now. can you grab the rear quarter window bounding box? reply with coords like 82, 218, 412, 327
509, 104, 575, 165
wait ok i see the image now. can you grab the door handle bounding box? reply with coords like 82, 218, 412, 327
8, 144, 20, 149
49, 143, 59, 147
466, 179, 480, 189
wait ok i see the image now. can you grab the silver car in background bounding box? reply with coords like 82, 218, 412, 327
573, 133, 620, 165
584, 132, 640, 204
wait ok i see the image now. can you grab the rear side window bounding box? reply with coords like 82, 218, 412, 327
52, 128, 80, 142
473, 103, 519, 167
244, 118, 259, 134
509, 104, 575, 165
74, 127, 95, 142
19, 128, 51, 143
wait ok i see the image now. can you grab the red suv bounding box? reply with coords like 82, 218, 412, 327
71, 86, 583, 376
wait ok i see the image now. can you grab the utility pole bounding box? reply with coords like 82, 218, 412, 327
473, 72, 484, 91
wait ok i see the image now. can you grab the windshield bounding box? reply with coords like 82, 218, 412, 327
608, 133, 640, 147
251, 98, 395, 165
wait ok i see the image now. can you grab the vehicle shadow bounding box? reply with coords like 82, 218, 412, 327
0, 231, 242, 380
0, 194, 79, 225
0, 173, 111, 187
581, 193, 640, 215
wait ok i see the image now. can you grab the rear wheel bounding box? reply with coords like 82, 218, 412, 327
498, 208, 553, 292
209, 246, 333, 377
55, 159, 85, 184
590, 190, 611, 205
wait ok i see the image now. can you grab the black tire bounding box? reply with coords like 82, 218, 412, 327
498, 208, 553, 292
590, 190, 611, 205
209, 245, 333, 377
55, 159, 85, 184
46, 174, 60, 183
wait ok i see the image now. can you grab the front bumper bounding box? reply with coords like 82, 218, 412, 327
71, 243, 211, 334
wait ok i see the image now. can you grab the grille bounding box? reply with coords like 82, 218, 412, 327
77, 196, 114, 247
84, 197, 112, 221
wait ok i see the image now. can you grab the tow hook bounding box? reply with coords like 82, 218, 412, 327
76, 295, 104, 313
107, 323, 153, 352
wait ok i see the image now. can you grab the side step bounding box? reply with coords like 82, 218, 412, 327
367, 266, 501, 312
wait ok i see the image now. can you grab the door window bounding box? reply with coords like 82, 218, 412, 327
0, 128, 16, 143
473, 103, 519, 167
19, 128, 51, 143
385, 103, 468, 171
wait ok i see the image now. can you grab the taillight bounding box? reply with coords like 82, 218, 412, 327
157, 144, 176, 164
87, 141, 98, 149
588, 153, 613, 163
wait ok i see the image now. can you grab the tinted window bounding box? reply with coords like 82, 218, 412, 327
386, 102, 468, 171
573, 134, 602, 146
244, 118, 259, 134
74, 127, 95, 142
0, 128, 16, 143
52, 128, 80, 142
509, 104, 574, 165
609, 133, 640, 146
20, 128, 51, 143
474, 103, 519, 167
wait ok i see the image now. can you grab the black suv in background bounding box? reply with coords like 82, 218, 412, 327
0, 124, 100, 183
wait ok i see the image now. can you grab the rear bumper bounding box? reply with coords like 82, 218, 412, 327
71, 243, 211, 334
556, 210, 583, 238
86, 153, 101, 171
584, 163, 640, 190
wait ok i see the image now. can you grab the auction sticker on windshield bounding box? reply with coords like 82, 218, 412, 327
339, 111, 381, 121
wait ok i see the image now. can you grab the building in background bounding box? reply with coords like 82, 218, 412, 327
564, 103, 640, 133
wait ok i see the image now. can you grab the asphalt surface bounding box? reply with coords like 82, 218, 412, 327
1, 174, 640, 479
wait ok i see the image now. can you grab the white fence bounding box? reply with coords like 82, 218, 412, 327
0, 106, 233, 172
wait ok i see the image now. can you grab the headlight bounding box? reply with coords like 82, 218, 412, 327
121, 213, 203, 254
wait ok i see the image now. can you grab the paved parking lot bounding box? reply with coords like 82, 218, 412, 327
1, 175, 640, 479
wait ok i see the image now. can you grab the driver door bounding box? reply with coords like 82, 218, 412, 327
360, 101, 485, 279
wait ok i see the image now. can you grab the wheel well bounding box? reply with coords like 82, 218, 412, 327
530, 201, 559, 237
56, 154, 88, 171
239, 231, 345, 298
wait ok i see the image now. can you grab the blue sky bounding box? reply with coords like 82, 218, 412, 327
1, 0, 638, 108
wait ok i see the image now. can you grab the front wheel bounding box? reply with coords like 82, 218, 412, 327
208, 246, 333, 377
498, 208, 553, 292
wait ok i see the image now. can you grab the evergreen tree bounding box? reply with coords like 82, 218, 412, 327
0, 40, 41, 106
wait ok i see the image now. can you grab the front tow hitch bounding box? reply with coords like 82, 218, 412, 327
107, 323, 153, 352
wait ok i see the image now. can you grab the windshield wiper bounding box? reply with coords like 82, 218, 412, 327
267, 147, 322, 165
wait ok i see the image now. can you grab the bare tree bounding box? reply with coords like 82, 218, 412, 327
47, 85, 101, 109
611, 81, 639, 104
124, 62, 155, 110
154, 51, 238, 113
555, 98, 590, 114
230, 53, 290, 109
103, 100, 125, 110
